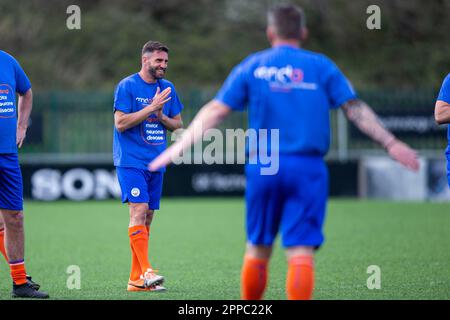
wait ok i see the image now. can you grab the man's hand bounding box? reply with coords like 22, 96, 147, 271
16, 125, 27, 148
342, 99, 420, 172
155, 108, 164, 121
386, 139, 420, 171
16, 88, 33, 148
149, 100, 231, 171
114, 87, 172, 133
150, 87, 171, 111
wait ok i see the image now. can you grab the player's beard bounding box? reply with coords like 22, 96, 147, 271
148, 66, 166, 80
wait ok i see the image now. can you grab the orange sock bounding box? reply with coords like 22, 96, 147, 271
129, 244, 142, 281
146, 226, 152, 267
129, 226, 151, 281
0, 229, 7, 262
10, 260, 27, 285
241, 255, 268, 300
286, 255, 314, 300
128, 225, 151, 274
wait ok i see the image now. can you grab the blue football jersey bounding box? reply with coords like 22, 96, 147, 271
113, 73, 183, 171
0, 50, 31, 154
215, 45, 357, 156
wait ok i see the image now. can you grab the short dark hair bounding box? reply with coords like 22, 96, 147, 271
142, 41, 169, 55
268, 4, 305, 39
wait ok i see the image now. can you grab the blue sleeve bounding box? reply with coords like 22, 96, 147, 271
167, 85, 184, 117
437, 74, 450, 104
214, 62, 249, 111
113, 81, 132, 113
322, 58, 357, 108
13, 59, 31, 94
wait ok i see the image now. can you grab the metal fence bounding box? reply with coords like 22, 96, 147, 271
20, 88, 445, 163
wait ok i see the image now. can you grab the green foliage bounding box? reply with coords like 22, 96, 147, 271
1, 0, 449, 90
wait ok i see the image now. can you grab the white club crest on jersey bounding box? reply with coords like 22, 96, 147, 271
131, 188, 140, 197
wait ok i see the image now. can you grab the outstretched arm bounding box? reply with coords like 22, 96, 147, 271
149, 100, 232, 171
341, 99, 419, 171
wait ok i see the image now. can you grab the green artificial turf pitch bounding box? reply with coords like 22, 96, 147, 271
0, 198, 449, 300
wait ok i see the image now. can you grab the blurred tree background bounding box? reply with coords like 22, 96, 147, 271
1, 0, 449, 91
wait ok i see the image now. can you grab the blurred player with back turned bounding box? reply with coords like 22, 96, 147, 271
0, 50, 48, 298
113, 41, 183, 292
150, 4, 419, 299
434, 73, 450, 187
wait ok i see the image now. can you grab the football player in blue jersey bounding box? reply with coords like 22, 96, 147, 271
0, 50, 48, 298
113, 41, 184, 292
150, 5, 419, 299
434, 73, 450, 188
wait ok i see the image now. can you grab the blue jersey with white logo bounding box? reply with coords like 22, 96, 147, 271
113, 73, 183, 171
437, 73, 450, 185
215, 45, 357, 156
0, 50, 31, 154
